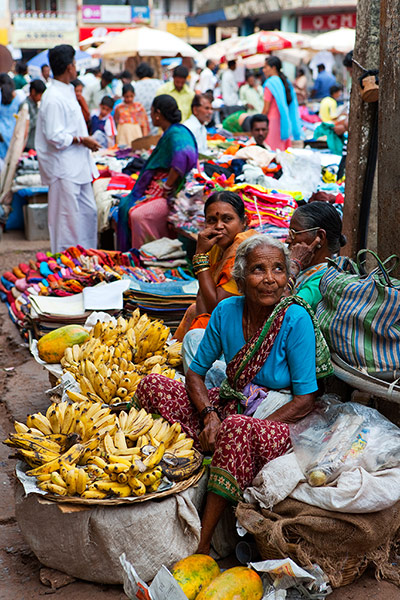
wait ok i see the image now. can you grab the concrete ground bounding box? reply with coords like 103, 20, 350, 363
0, 231, 398, 599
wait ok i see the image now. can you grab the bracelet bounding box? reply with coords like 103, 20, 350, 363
194, 266, 210, 277
291, 258, 303, 272
200, 406, 218, 420
192, 253, 210, 266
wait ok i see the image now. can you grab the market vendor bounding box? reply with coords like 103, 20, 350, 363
287, 201, 346, 311
183, 94, 213, 155
174, 191, 256, 348
116, 95, 198, 251
135, 234, 332, 554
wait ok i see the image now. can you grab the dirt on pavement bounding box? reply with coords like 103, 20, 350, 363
0, 232, 399, 600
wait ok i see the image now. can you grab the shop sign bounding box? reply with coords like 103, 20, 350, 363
79, 26, 127, 42
82, 4, 135, 23
299, 13, 356, 32
132, 6, 150, 22
166, 22, 207, 41
12, 17, 77, 49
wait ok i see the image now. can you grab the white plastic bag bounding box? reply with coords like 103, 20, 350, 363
289, 397, 400, 486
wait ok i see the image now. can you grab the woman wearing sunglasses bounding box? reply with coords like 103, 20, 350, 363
286, 201, 346, 311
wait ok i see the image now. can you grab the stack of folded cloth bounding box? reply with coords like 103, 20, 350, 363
139, 238, 188, 268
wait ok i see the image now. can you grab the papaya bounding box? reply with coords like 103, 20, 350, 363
195, 566, 263, 600
37, 325, 90, 363
171, 554, 220, 600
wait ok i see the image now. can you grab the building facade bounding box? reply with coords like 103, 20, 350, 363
186, 0, 357, 43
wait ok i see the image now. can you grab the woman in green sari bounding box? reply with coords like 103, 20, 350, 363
117, 95, 198, 251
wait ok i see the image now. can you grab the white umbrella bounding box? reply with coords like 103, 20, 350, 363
98, 26, 199, 59
309, 28, 355, 53
200, 36, 245, 63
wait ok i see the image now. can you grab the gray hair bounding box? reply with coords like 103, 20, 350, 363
232, 234, 290, 288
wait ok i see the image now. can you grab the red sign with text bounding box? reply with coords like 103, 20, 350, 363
300, 13, 356, 32
79, 26, 127, 42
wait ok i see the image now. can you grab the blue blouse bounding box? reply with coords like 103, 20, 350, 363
190, 296, 318, 396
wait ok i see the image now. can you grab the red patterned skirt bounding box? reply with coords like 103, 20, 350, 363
135, 374, 291, 503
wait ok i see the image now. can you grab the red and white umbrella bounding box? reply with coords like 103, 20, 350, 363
233, 30, 312, 58
233, 31, 292, 57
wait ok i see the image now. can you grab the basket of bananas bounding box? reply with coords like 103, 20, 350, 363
60, 310, 183, 406
6, 395, 204, 505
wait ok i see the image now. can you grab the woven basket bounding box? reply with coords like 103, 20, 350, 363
254, 530, 367, 587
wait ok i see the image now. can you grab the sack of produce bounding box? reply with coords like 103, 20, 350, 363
15, 473, 207, 584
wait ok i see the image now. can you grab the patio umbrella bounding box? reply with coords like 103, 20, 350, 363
233, 31, 294, 58
200, 36, 245, 63
98, 26, 199, 59
309, 28, 355, 53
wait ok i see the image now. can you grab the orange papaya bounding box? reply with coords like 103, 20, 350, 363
171, 554, 220, 600
37, 325, 90, 363
195, 566, 263, 600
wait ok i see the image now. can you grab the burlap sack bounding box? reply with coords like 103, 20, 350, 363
15, 475, 207, 584
236, 498, 400, 588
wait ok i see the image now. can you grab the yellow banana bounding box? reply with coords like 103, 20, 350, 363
146, 479, 162, 493
42, 482, 68, 496
50, 471, 67, 488
104, 463, 130, 474
75, 468, 88, 495
87, 455, 107, 469
81, 489, 107, 499
27, 413, 52, 436
142, 442, 165, 469
128, 476, 146, 496
14, 421, 30, 434
65, 468, 78, 495
116, 472, 128, 484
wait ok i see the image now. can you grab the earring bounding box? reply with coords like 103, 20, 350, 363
317, 244, 321, 249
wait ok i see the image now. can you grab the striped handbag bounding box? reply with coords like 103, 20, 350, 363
316, 250, 400, 373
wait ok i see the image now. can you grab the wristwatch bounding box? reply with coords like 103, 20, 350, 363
200, 406, 218, 420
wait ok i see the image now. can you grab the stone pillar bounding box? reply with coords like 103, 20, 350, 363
341, 0, 380, 258
377, 0, 400, 273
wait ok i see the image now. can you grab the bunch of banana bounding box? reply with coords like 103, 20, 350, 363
164, 341, 183, 368
60, 311, 181, 405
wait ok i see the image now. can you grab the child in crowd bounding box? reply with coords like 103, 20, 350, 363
71, 78, 91, 127
90, 95, 117, 148
319, 84, 343, 124
22, 79, 46, 151
114, 83, 149, 146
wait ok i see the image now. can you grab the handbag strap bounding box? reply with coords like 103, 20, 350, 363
326, 256, 358, 275
356, 249, 399, 287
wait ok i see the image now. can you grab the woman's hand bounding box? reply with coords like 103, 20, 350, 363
199, 412, 221, 452
196, 226, 223, 254
267, 392, 317, 424
290, 236, 321, 272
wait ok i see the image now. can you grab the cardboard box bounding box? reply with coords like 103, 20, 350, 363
23, 203, 49, 241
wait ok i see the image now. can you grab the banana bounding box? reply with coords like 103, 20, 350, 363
26, 442, 85, 476
116, 472, 129, 484
114, 429, 127, 451
128, 476, 146, 496
146, 479, 162, 493
142, 442, 165, 469
64, 468, 77, 495
36, 473, 52, 483
103, 432, 117, 455
64, 346, 74, 364
48, 409, 61, 434
104, 463, 130, 474
87, 455, 108, 469
66, 390, 89, 403
14, 421, 30, 434
118, 411, 128, 431
81, 489, 107, 499
86, 464, 106, 479
106, 453, 132, 467
50, 471, 67, 488
72, 344, 82, 363
75, 468, 88, 495
60, 403, 76, 435
42, 482, 68, 496
27, 413, 53, 436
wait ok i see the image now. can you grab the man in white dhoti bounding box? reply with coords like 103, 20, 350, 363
35, 44, 100, 253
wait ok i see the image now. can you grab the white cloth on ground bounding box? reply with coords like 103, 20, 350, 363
47, 179, 97, 253
183, 115, 208, 154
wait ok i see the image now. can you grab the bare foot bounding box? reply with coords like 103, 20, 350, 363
195, 544, 211, 555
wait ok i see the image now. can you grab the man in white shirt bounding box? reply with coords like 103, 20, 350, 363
40, 64, 53, 87
221, 59, 240, 106
35, 44, 101, 253
246, 114, 271, 148
199, 59, 217, 93
183, 94, 213, 154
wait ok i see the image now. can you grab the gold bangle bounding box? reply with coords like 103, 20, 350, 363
195, 267, 210, 276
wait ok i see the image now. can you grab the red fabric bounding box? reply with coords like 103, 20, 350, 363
106, 173, 134, 191
135, 374, 237, 449
211, 415, 291, 492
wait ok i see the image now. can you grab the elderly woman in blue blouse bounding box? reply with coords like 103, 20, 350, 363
136, 234, 332, 554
